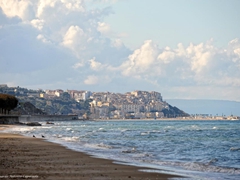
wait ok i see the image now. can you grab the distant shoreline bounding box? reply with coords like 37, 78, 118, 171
1, 114, 239, 125
93, 117, 239, 121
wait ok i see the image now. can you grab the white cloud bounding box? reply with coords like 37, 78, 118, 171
183, 41, 216, 73
61, 0, 85, 11
36, 0, 85, 18
228, 38, 240, 66
62, 25, 86, 50
0, 0, 35, 21
31, 19, 44, 30
89, 57, 105, 71
234, 48, 240, 57
97, 22, 111, 35
0, 0, 125, 64
37, 34, 51, 43
121, 40, 160, 77
157, 50, 176, 64
120, 39, 240, 89
72, 62, 84, 69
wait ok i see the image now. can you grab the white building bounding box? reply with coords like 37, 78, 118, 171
55, 89, 64, 97
82, 91, 92, 100
120, 103, 141, 113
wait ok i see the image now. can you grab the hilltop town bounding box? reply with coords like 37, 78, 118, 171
0, 84, 189, 119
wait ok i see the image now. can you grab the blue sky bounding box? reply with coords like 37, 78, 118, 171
94, 0, 240, 49
0, 0, 240, 101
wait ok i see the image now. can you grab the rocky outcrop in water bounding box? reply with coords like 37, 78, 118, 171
25, 122, 42, 126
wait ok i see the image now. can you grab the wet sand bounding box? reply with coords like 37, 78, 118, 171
0, 132, 183, 180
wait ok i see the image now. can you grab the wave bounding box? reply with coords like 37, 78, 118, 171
229, 147, 240, 151
41, 126, 53, 129
97, 128, 107, 132
84, 143, 113, 150
122, 147, 137, 153
121, 129, 132, 132
151, 160, 240, 175
61, 136, 79, 142
140, 132, 150, 136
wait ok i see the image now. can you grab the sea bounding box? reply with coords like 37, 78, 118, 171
4, 120, 240, 180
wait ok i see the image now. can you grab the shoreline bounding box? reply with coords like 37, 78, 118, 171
0, 129, 183, 179
93, 117, 237, 121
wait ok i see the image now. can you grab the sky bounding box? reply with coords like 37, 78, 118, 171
0, 0, 240, 101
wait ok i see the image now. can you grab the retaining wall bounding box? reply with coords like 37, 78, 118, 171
0, 115, 19, 124
19, 115, 78, 122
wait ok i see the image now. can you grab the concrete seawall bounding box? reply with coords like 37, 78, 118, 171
19, 115, 78, 122
0, 115, 78, 124
0, 115, 19, 124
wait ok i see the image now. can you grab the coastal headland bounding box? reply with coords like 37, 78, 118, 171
0, 131, 182, 180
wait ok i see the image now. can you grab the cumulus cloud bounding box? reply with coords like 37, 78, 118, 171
62, 25, 86, 50
157, 50, 175, 64
121, 40, 161, 78
120, 39, 240, 89
0, 0, 35, 21
31, 19, 44, 30
0, 0, 122, 88
89, 57, 106, 71
0, 0, 117, 59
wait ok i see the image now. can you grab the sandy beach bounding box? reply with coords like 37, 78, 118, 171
0, 129, 182, 180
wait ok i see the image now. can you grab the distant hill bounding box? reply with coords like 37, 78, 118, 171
166, 99, 240, 116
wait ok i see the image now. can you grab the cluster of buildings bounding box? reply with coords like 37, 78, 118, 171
0, 84, 174, 119
40, 89, 92, 101
43, 89, 170, 119
88, 91, 169, 119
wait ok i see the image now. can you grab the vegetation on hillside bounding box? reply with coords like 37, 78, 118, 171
13, 102, 46, 115
162, 105, 189, 118
16, 96, 91, 116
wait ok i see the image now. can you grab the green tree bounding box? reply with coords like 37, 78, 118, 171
0, 94, 18, 114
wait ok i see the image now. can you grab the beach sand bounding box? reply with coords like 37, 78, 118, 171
0, 132, 182, 180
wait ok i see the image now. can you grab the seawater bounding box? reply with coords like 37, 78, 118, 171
4, 120, 240, 179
